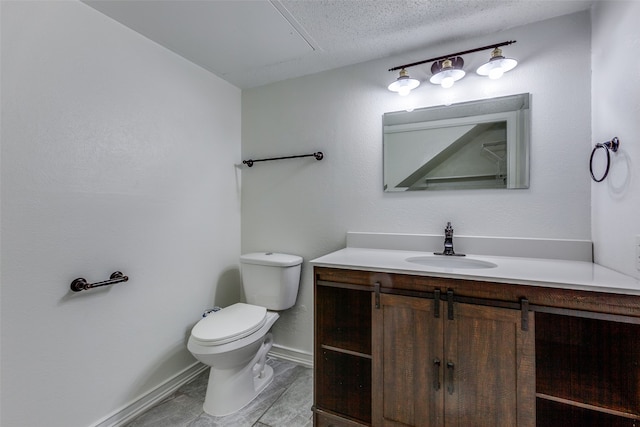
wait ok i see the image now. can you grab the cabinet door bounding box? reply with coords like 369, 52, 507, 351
443, 303, 535, 427
372, 293, 444, 427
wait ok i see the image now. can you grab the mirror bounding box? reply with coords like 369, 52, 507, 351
383, 93, 530, 191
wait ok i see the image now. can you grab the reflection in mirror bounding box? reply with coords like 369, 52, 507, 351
383, 93, 530, 191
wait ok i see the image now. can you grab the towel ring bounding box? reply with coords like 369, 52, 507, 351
590, 137, 619, 182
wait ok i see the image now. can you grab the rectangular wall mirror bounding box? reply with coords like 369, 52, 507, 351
383, 93, 530, 191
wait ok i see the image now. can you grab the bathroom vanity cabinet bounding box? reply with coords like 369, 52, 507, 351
313, 266, 640, 427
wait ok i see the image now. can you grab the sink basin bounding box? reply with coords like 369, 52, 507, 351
406, 255, 497, 269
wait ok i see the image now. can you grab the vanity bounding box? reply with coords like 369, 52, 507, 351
311, 234, 640, 427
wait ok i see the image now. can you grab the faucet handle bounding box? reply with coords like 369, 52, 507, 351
445, 222, 453, 236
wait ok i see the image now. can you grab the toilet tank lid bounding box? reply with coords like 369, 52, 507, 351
240, 252, 303, 267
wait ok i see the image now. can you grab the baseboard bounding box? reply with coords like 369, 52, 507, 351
91, 346, 311, 426
90, 362, 208, 427
269, 343, 313, 368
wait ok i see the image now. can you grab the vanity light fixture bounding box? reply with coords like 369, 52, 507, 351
476, 47, 518, 79
387, 68, 420, 96
387, 40, 517, 94
429, 57, 465, 88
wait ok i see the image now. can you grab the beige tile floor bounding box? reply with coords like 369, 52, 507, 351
124, 358, 313, 427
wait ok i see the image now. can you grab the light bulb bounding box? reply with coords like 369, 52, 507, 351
398, 86, 411, 96
488, 67, 504, 79
441, 76, 455, 88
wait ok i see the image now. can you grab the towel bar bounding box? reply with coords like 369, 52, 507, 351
70, 271, 128, 292
242, 151, 323, 167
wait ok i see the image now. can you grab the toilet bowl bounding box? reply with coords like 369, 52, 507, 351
188, 303, 279, 416
187, 252, 302, 416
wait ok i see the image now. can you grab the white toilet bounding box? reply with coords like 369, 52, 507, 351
187, 252, 303, 416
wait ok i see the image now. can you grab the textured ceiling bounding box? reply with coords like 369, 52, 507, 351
84, 0, 594, 89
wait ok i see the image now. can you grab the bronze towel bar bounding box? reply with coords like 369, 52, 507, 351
242, 151, 323, 167
70, 271, 128, 292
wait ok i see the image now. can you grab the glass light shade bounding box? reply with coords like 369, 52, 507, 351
477, 48, 518, 79
388, 69, 420, 96
429, 57, 465, 88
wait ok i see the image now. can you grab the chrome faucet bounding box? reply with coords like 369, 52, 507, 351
434, 222, 465, 256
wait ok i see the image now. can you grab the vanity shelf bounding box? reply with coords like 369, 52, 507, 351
315, 282, 372, 426
535, 312, 640, 426
315, 283, 372, 355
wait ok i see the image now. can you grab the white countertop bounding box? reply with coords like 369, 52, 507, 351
311, 247, 640, 296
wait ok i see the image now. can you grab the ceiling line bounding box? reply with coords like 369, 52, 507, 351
270, 0, 322, 52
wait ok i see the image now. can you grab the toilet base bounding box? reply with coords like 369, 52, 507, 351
202, 334, 275, 416
253, 364, 274, 399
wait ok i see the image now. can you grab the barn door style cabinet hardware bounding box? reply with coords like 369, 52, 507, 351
70, 271, 129, 292
313, 267, 640, 427
372, 289, 533, 426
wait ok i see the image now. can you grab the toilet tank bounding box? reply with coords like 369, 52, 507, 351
240, 252, 303, 310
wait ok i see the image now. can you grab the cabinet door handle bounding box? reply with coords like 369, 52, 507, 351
520, 297, 529, 331
446, 362, 455, 395
433, 358, 441, 391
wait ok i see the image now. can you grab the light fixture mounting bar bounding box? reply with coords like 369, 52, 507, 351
388, 40, 516, 72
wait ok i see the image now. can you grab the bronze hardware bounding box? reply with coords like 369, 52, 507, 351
70, 271, 128, 292
433, 358, 442, 391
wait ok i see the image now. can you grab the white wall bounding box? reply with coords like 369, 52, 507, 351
591, 1, 640, 279
242, 12, 592, 357
1, 2, 241, 426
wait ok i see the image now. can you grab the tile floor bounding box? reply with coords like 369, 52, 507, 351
124, 358, 313, 427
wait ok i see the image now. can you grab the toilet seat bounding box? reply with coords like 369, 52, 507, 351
190, 303, 267, 346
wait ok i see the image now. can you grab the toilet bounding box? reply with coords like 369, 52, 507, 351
187, 252, 303, 416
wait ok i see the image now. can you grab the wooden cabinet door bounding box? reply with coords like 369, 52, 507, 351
373, 294, 535, 427
443, 303, 535, 427
372, 293, 444, 427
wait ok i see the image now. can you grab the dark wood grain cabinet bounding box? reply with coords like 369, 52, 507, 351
315, 283, 372, 426
535, 313, 640, 426
313, 266, 640, 427
372, 293, 534, 427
